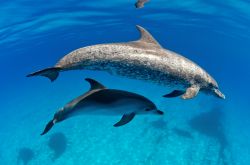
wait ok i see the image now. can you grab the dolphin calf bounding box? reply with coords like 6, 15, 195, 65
135, 0, 149, 8
41, 78, 163, 135
27, 25, 225, 99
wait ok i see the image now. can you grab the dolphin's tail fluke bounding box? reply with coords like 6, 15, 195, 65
27, 67, 61, 82
41, 120, 56, 136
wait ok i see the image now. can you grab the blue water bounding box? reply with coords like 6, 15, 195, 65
0, 0, 249, 164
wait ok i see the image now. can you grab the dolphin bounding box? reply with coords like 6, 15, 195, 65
135, 0, 149, 8
27, 25, 225, 99
41, 78, 163, 135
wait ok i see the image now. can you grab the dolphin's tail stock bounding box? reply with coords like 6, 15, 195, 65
27, 67, 61, 82
41, 119, 56, 135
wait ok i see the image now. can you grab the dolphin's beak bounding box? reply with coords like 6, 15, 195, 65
214, 88, 225, 99
155, 109, 164, 115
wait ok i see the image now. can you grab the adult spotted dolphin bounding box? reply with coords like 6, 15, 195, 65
27, 25, 225, 99
41, 78, 163, 135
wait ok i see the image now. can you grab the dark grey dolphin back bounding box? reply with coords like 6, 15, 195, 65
82, 89, 152, 105
64, 78, 107, 110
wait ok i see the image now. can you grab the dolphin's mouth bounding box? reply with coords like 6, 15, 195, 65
214, 88, 226, 99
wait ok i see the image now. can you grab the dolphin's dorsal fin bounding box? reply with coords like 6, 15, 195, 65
136, 25, 161, 48
85, 78, 106, 91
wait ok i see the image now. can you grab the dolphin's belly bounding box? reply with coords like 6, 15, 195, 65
57, 44, 210, 88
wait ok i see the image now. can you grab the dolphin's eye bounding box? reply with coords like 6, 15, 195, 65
208, 83, 214, 87
209, 82, 218, 90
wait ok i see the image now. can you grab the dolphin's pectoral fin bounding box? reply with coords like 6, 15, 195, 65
113, 113, 136, 127
163, 90, 185, 98
181, 85, 200, 99
163, 87, 199, 99
40, 120, 56, 136
27, 67, 61, 82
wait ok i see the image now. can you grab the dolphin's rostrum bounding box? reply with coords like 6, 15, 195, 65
28, 25, 225, 100
41, 78, 163, 135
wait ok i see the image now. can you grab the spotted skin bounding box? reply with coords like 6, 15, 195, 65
57, 44, 211, 88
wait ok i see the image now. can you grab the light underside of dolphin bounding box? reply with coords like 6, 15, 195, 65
27, 25, 225, 100
41, 78, 163, 135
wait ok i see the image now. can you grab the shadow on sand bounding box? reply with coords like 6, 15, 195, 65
140, 118, 168, 164
47, 132, 67, 161
189, 106, 231, 165
150, 118, 168, 130
17, 147, 34, 165
172, 128, 193, 139
141, 117, 168, 137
